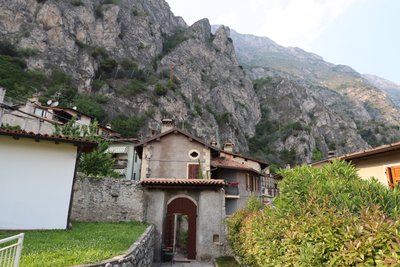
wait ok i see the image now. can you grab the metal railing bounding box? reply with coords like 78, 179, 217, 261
0, 233, 24, 267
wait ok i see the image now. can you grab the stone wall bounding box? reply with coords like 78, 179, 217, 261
71, 177, 144, 222
73, 225, 155, 267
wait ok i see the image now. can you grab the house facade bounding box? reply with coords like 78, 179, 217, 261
107, 138, 141, 180
0, 129, 96, 230
135, 120, 272, 261
0, 88, 118, 137
310, 142, 400, 188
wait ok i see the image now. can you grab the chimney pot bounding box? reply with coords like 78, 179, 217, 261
328, 150, 335, 157
161, 119, 174, 133
223, 142, 234, 152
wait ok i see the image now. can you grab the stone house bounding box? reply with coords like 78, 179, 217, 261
135, 119, 272, 261
311, 141, 400, 188
0, 128, 96, 230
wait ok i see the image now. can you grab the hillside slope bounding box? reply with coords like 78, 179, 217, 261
1, 1, 399, 166
228, 28, 400, 163
0, 0, 259, 150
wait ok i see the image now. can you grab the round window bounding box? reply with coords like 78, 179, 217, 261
188, 150, 200, 159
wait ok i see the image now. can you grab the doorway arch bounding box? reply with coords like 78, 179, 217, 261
164, 197, 197, 259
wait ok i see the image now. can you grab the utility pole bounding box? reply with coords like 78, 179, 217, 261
0, 87, 5, 124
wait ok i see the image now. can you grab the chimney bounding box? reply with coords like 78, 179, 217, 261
147, 128, 157, 138
210, 141, 218, 147
0, 87, 5, 103
28, 94, 40, 105
161, 119, 174, 133
223, 142, 234, 153
328, 151, 336, 158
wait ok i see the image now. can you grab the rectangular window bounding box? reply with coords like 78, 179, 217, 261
188, 164, 200, 179
34, 108, 45, 117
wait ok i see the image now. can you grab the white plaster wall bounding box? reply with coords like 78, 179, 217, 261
0, 136, 77, 229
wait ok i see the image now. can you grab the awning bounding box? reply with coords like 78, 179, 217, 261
107, 145, 128, 154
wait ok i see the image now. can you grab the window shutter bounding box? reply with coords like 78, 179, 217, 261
188, 164, 200, 179
390, 166, 400, 187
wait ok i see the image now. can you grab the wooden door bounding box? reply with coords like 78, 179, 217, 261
164, 197, 197, 259
188, 164, 199, 179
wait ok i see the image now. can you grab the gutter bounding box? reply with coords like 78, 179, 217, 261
66, 146, 83, 229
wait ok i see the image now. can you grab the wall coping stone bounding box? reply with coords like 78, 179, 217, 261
70, 224, 154, 267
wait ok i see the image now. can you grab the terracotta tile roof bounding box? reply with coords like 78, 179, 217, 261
0, 128, 98, 147
212, 158, 263, 175
140, 178, 225, 186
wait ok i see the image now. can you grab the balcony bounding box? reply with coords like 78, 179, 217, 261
225, 182, 240, 198
261, 187, 280, 197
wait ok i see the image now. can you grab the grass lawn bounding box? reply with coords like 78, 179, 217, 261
0, 221, 148, 267
215, 256, 240, 267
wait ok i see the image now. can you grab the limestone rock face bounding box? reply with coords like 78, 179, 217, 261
0, 0, 186, 92
228, 27, 400, 163
158, 21, 260, 147
3, 0, 400, 164
0, 0, 259, 151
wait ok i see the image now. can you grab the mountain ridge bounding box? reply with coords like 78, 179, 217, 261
0, 0, 399, 167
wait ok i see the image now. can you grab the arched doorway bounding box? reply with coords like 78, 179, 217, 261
164, 197, 197, 259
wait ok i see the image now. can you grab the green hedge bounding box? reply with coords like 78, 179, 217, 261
227, 160, 400, 266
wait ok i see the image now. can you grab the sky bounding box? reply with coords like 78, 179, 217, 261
166, 0, 400, 84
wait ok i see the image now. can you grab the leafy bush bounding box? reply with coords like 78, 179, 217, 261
71, 0, 84, 6
111, 115, 145, 137
79, 141, 117, 177
92, 79, 105, 91
19, 48, 38, 57
311, 148, 323, 161
94, 5, 103, 18
55, 119, 117, 178
0, 41, 19, 57
72, 94, 107, 122
227, 160, 400, 266
162, 30, 188, 56
154, 82, 167, 96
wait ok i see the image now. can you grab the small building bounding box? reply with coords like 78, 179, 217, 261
0, 88, 119, 138
0, 129, 96, 230
107, 138, 141, 180
310, 142, 400, 188
135, 119, 275, 262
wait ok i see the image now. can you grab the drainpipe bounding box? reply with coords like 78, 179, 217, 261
0, 87, 5, 125
66, 146, 83, 229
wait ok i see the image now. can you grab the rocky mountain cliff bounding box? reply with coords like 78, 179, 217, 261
0, 0, 259, 151
363, 74, 400, 109
227, 28, 400, 164
1, 0, 399, 166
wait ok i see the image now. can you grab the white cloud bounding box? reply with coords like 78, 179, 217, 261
166, 0, 362, 48
255, 0, 362, 48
